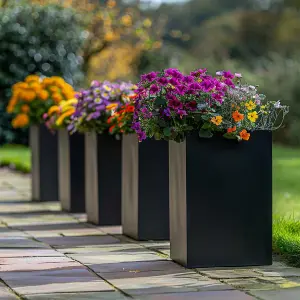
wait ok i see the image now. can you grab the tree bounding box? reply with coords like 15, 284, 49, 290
30, 0, 164, 79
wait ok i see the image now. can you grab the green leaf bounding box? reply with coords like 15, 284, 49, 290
155, 97, 166, 106
163, 127, 171, 137
198, 129, 213, 138
201, 123, 211, 130
223, 133, 237, 140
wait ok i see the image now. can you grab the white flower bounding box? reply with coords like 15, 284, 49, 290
274, 100, 282, 108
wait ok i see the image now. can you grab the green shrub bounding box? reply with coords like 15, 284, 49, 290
0, 4, 86, 145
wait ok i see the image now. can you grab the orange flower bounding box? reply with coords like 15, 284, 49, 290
239, 129, 250, 141
106, 103, 118, 111
11, 114, 29, 128
52, 92, 63, 103
232, 111, 244, 122
107, 116, 114, 124
21, 104, 30, 113
126, 105, 135, 113
227, 126, 237, 133
109, 125, 116, 133
38, 90, 49, 101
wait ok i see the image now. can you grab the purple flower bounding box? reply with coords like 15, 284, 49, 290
223, 71, 234, 79
141, 71, 157, 82
150, 84, 160, 94
165, 68, 181, 77
91, 80, 101, 87
157, 77, 168, 86
190, 68, 207, 77
224, 78, 235, 88
169, 78, 180, 87
177, 109, 187, 117
176, 85, 186, 95
163, 107, 171, 117
168, 97, 183, 110
183, 75, 194, 84
211, 93, 223, 103
216, 71, 223, 76
185, 100, 197, 111
200, 80, 215, 92
188, 82, 201, 90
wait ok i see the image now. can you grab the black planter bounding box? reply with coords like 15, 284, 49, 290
58, 129, 85, 213
85, 132, 122, 225
169, 131, 272, 268
30, 125, 58, 202
122, 134, 169, 241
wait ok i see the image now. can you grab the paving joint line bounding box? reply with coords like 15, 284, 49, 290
0, 278, 25, 300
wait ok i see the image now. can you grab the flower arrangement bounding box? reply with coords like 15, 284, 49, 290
68, 80, 137, 134
43, 98, 78, 130
7, 75, 75, 128
107, 102, 136, 136
132, 68, 289, 142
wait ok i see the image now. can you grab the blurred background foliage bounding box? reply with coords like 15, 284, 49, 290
0, 0, 300, 145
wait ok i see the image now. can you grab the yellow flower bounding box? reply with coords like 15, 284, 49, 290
247, 111, 258, 123
245, 100, 256, 111
48, 105, 60, 116
106, 103, 118, 111
29, 81, 42, 92
12, 114, 29, 128
121, 15, 132, 27
143, 18, 152, 28
49, 86, 60, 93
55, 108, 75, 126
211, 115, 223, 126
107, 0, 116, 8
13, 82, 28, 90
6, 96, 18, 113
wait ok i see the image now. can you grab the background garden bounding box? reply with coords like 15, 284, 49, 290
0, 0, 300, 265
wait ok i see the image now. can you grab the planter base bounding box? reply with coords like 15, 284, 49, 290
58, 130, 85, 213
85, 133, 121, 226
169, 131, 272, 268
122, 134, 169, 241
30, 125, 58, 202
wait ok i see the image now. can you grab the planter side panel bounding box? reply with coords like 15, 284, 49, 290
186, 131, 272, 268
122, 134, 139, 238
138, 139, 169, 240
39, 125, 59, 202
169, 140, 187, 265
70, 133, 85, 212
30, 125, 40, 201
97, 134, 122, 226
85, 133, 99, 223
58, 129, 70, 210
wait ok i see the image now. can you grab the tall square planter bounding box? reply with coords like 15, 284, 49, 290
122, 134, 169, 241
169, 131, 272, 268
58, 129, 85, 213
30, 125, 58, 202
85, 132, 122, 225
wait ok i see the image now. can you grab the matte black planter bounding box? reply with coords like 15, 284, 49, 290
122, 134, 169, 241
85, 132, 122, 225
30, 125, 58, 202
58, 129, 85, 213
169, 131, 272, 268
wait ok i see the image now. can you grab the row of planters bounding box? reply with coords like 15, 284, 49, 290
7, 70, 289, 269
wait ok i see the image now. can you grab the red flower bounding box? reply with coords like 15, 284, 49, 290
126, 105, 135, 113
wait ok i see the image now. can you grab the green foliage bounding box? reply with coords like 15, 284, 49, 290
273, 216, 300, 267
0, 4, 86, 145
0, 144, 30, 173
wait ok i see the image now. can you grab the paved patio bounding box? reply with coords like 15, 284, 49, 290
1, 168, 300, 299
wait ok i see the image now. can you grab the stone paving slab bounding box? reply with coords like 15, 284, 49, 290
1, 169, 300, 300
26, 291, 129, 300
0, 282, 18, 299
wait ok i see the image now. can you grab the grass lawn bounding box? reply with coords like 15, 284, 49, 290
1, 143, 300, 265
0, 144, 31, 173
